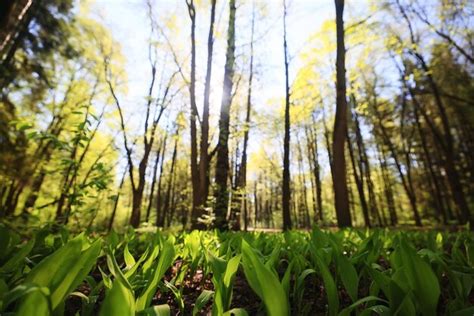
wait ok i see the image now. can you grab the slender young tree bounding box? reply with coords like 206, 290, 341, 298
199, 0, 217, 211
185, 0, 201, 229
282, 0, 292, 230
235, 1, 256, 231
332, 0, 352, 227
214, 0, 236, 229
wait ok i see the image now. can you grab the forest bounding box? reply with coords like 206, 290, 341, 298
0, 0, 473, 315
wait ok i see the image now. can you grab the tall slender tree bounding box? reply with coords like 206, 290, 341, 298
185, 0, 202, 230
198, 0, 217, 211
332, 0, 352, 227
282, 0, 292, 230
214, 0, 236, 229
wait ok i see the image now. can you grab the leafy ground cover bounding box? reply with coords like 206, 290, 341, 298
0, 225, 473, 315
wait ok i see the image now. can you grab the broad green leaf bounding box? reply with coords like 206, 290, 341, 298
137, 304, 171, 316
125, 246, 150, 279
136, 238, 175, 311
360, 305, 390, 316
193, 290, 214, 316
241, 240, 289, 316
100, 278, 135, 316
398, 240, 440, 316
314, 251, 339, 316
338, 296, 388, 316
22, 235, 100, 311
124, 243, 136, 270
337, 253, 359, 302
0, 237, 35, 273
16, 287, 50, 316
293, 268, 315, 309
223, 308, 249, 316
50, 239, 101, 310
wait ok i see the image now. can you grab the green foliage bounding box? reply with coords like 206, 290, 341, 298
0, 227, 472, 315
241, 239, 290, 316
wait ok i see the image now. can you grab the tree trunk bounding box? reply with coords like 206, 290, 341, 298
214, 0, 236, 229
145, 137, 165, 222
108, 165, 128, 232
282, 0, 292, 230
198, 0, 217, 211
186, 0, 202, 230
162, 134, 178, 227
332, 0, 352, 227
155, 136, 168, 227
347, 121, 371, 227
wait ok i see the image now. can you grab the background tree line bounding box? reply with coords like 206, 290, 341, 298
0, 0, 472, 231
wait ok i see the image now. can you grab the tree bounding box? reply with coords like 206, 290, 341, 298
198, 0, 217, 215
214, 0, 237, 229
332, 0, 352, 227
103, 2, 177, 227
235, 2, 256, 231
282, 0, 292, 230
185, 0, 201, 229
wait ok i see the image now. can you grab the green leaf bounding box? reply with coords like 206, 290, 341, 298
124, 243, 136, 270
338, 296, 388, 316
293, 268, 315, 309
100, 278, 135, 316
241, 240, 289, 316
223, 308, 249, 316
337, 253, 359, 302
136, 238, 175, 311
314, 250, 339, 316
398, 240, 440, 316
193, 290, 214, 316
16, 287, 50, 316
23, 235, 101, 311
50, 239, 101, 310
164, 281, 184, 312
360, 305, 390, 316
0, 237, 35, 273
137, 304, 171, 316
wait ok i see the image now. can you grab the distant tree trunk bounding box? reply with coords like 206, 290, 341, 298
305, 125, 323, 222
377, 142, 397, 226
145, 137, 165, 222
21, 170, 46, 213
296, 135, 310, 228
414, 106, 447, 224
186, 0, 202, 230
198, 0, 217, 211
232, 6, 256, 231
373, 100, 421, 226
253, 181, 258, 228
332, 0, 352, 227
322, 108, 333, 168
282, 0, 292, 230
162, 133, 178, 227
108, 165, 128, 232
347, 120, 371, 227
353, 110, 381, 226
396, 0, 472, 228
155, 136, 168, 227
214, 0, 236, 229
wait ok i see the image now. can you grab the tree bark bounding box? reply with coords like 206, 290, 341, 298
332, 0, 352, 227
198, 0, 217, 213
214, 0, 236, 229
282, 0, 292, 230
